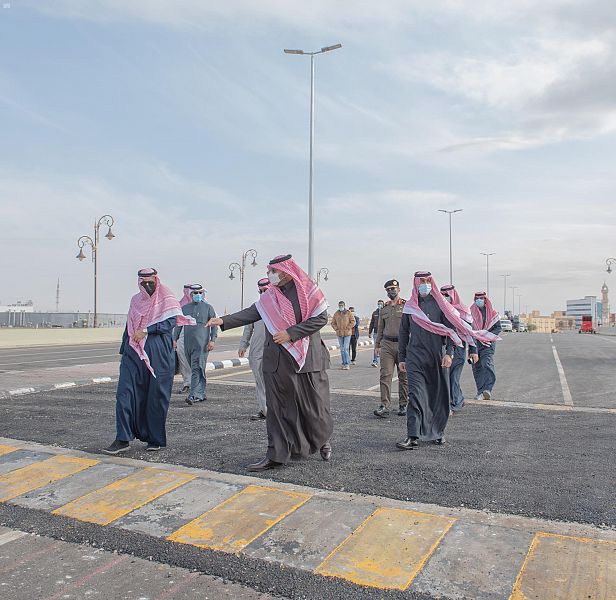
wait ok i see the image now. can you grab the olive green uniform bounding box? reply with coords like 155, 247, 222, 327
375, 298, 409, 409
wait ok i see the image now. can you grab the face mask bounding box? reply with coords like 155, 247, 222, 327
141, 281, 156, 296
418, 283, 431, 296
378, 303, 384, 310
193, 294, 203, 302
338, 307, 345, 312
268, 271, 281, 286
475, 298, 485, 308
386, 289, 398, 300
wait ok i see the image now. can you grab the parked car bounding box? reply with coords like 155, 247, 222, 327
500, 319, 513, 332
517, 323, 527, 332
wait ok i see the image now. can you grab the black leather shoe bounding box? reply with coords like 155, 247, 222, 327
396, 437, 419, 450
397, 405, 407, 416
433, 438, 446, 445
374, 405, 390, 418
320, 442, 332, 461
246, 457, 282, 472
250, 412, 267, 421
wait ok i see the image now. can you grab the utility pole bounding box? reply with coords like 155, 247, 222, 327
284, 43, 342, 278
438, 209, 463, 284
480, 252, 495, 296
500, 274, 511, 315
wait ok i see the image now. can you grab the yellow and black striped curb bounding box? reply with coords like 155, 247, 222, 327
0, 438, 614, 598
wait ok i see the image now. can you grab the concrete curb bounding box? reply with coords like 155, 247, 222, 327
0, 358, 250, 400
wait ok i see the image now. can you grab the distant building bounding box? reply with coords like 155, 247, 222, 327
0, 300, 34, 313
566, 296, 601, 328
601, 282, 610, 325
552, 311, 576, 331
526, 310, 555, 333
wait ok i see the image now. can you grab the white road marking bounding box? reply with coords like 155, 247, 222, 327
0, 354, 117, 367
551, 343, 573, 406
367, 375, 397, 391
0, 530, 28, 546
207, 368, 253, 380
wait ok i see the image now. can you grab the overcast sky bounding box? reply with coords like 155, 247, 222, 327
1, 0, 615, 317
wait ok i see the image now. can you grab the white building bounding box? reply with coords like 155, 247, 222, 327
0, 301, 34, 313
566, 296, 602, 328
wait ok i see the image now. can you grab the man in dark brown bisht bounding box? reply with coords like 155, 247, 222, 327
208, 254, 333, 472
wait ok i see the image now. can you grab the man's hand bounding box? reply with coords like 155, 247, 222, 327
132, 330, 146, 343
207, 317, 223, 327
207, 341, 215, 352
399, 362, 407, 373
238, 349, 246, 358
442, 354, 453, 368
173, 340, 177, 350
469, 353, 479, 364
375, 347, 380, 357
273, 330, 291, 344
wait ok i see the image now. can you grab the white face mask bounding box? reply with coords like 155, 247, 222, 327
268, 271, 281, 286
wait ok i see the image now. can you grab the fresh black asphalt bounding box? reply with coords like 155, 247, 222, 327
1, 379, 614, 529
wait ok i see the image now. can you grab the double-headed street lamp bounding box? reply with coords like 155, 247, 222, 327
229, 249, 258, 310
438, 209, 462, 284
316, 267, 329, 285
606, 258, 616, 274
75, 214, 115, 328
284, 43, 342, 279
480, 252, 495, 296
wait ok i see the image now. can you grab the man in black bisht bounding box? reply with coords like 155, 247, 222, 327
207, 254, 332, 471
396, 271, 465, 449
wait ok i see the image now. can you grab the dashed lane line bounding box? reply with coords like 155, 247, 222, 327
207, 380, 616, 414
550, 338, 573, 406
0, 354, 118, 367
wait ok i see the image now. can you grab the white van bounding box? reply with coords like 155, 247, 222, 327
500, 319, 513, 332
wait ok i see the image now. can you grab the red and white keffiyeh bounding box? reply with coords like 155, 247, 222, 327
179, 284, 193, 307
256, 255, 328, 370
440, 284, 472, 323
403, 272, 464, 346
128, 270, 195, 377
471, 292, 501, 332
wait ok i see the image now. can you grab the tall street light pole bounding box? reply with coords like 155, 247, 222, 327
480, 252, 495, 296
510, 286, 518, 316
606, 258, 616, 274
316, 267, 329, 285
500, 274, 511, 315
284, 43, 342, 279
76, 214, 115, 328
229, 249, 258, 310
438, 209, 462, 284
516, 294, 522, 317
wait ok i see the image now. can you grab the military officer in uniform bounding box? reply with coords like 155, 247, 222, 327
374, 279, 409, 418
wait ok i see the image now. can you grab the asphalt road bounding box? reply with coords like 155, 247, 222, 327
0, 335, 342, 373
2, 332, 615, 599
1, 335, 614, 528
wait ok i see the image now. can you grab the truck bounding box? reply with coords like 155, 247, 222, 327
579, 315, 596, 334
